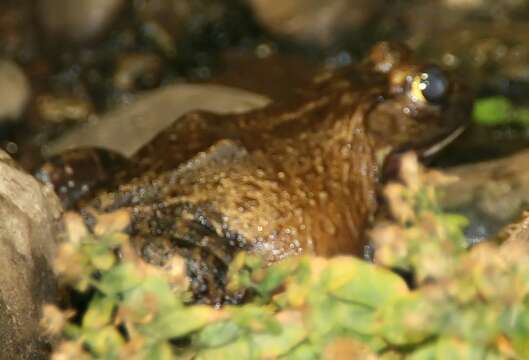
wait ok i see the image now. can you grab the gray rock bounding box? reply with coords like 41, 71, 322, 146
0, 150, 62, 359
0, 59, 30, 122
38, 0, 126, 43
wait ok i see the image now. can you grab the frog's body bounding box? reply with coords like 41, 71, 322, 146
97, 85, 379, 261
39, 43, 471, 301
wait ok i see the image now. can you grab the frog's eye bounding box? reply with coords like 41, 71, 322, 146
410, 66, 449, 104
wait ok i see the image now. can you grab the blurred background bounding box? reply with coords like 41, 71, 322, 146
2, 0, 529, 168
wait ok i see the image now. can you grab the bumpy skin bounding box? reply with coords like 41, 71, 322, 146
41, 43, 470, 301
95, 87, 379, 260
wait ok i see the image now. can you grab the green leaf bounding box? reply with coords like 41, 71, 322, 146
472, 96, 512, 125
508, 309, 529, 358
121, 276, 182, 322
281, 342, 318, 360
324, 257, 409, 308
309, 297, 378, 342
253, 311, 308, 358
98, 263, 143, 295
195, 338, 253, 360
376, 292, 439, 345
229, 304, 281, 333
142, 342, 174, 360
513, 107, 529, 125
82, 295, 116, 330
139, 305, 223, 340
84, 326, 124, 357
195, 321, 241, 348
450, 305, 502, 344
409, 338, 488, 360
254, 257, 302, 297
90, 246, 116, 271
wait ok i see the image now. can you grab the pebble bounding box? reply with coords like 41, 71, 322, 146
245, 0, 383, 46
38, 0, 126, 43
0, 59, 30, 122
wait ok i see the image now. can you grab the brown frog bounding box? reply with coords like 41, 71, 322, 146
38, 42, 470, 301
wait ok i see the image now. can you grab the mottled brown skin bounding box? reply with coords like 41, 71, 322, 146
39, 43, 470, 301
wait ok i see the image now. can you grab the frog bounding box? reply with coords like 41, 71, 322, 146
37, 42, 471, 302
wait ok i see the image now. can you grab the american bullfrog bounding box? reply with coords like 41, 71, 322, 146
38, 42, 471, 302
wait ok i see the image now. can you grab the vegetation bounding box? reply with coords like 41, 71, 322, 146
42, 153, 529, 359
473, 96, 529, 126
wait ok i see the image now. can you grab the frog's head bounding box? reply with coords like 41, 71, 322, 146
360, 42, 471, 166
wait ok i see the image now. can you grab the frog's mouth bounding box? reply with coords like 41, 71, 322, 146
380, 124, 467, 181
419, 125, 466, 159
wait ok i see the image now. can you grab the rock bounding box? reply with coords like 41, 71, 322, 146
37, 0, 126, 43
113, 53, 162, 91
245, 0, 384, 46
44, 84, 271, 158
0, 59, 30, 122
36, 95, 94, 124
0, 2, 38, 60
0, 150, 62, 359
439, 149, 529, 243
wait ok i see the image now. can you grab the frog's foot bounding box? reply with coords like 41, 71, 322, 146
130, 202, 249, 304
35, 147, 131, 209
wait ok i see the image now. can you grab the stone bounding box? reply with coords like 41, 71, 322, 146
0, 59, 30, 122
37, 0, 126, 43
0, 150, 62, 359
245, 0, 383, 46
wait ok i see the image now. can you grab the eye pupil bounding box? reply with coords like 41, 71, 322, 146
419, 67, 448, 103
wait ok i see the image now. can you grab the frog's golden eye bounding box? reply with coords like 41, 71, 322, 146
410, 66, 449, 104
